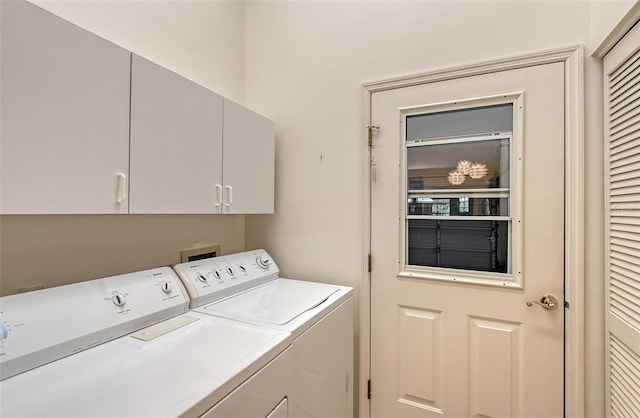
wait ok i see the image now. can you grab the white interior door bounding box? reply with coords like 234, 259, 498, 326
370, 62, 565, 417
603, 21, 640, 418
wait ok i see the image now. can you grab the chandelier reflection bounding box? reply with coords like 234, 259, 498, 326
448, 160, 488, 185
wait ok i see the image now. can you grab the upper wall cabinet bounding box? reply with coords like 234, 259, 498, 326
129, 57, 275, 214
1, 1, 275, 215
0, 0, 131, 214
223, 99, 275, 214
129, 55, 224, 214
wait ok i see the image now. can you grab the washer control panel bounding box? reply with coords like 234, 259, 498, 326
0, 267, 189, 380
173, 249, 279, 308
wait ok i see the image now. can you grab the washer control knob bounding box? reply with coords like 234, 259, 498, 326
197, 274, 208, 284
238, 264, 247, 273
160, 281, 172, 293
225, 266, 234, 275
0, 323, 8, 343
111, 293, 126, 307
213, 270, 221, 280
256, 256, 271, 269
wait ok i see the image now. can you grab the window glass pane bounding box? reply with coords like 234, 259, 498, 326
407, 219, 508, 273
408, 197, 509, 216
407, 138, 510, 217
406, 103, 513, 141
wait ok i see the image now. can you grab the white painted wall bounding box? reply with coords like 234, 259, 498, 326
244, 0, 590, 280
242, 1, 618, 417
584, 53, 607, 418
30, 0, 246, 102
591, 0, 638, 52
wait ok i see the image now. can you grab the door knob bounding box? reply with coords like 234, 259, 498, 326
526, 294, 559, 310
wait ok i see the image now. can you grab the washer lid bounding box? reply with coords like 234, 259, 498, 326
0, 313, 290, 418
205, 279, 340, 325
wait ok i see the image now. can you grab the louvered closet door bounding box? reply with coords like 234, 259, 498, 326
604, 21, 640, 418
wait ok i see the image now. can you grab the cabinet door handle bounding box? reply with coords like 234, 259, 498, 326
215, 184, 222, 208
116, 172, 127, 204
225, 185, 233, 207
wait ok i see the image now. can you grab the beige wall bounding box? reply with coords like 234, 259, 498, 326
30, 0, 246, 102
0, 0, 247, 296
591, 0, 637, 50
245, 0, 591, 283
583, 57, 607, 418
242, 1, 631, 417
0, 215, 245, 294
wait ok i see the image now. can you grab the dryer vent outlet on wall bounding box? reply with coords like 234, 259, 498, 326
180, 245, 221, 262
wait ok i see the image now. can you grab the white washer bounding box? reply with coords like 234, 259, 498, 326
174, 249, 354, 418
0, 267, 292, 418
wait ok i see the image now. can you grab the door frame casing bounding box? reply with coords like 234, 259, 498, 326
359, 46, 584, 418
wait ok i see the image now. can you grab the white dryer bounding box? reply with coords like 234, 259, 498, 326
174, 249, 354, 418
0, 266, 293, 418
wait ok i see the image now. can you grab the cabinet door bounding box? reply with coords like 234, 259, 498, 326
129, 54, 224, 214
222, 99, 275, 214
0, 1, 131, 214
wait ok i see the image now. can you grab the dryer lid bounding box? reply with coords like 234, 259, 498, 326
204, 279, 340, 325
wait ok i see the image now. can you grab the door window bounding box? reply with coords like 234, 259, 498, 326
405, 103, 518, 276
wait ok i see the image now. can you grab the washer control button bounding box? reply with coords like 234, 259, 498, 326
0, 323, 8, 343
111, 293, 126, 307
256, 256, 271, 269
160, 281, 172, 293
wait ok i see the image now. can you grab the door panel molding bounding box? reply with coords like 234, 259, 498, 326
468, 316, 523, 418
360, 45, 584, 418
397, 306, 443, 413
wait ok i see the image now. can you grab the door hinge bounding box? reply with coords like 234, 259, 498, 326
366, 125, 379, 147
367, 379, 372, 399
368, 254, 372, 272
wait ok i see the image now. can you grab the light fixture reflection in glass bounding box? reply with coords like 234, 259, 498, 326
447, 160, 488, 185
456, 160, 472, 175
468, 163, 488, 179
447, 170, 465, 185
